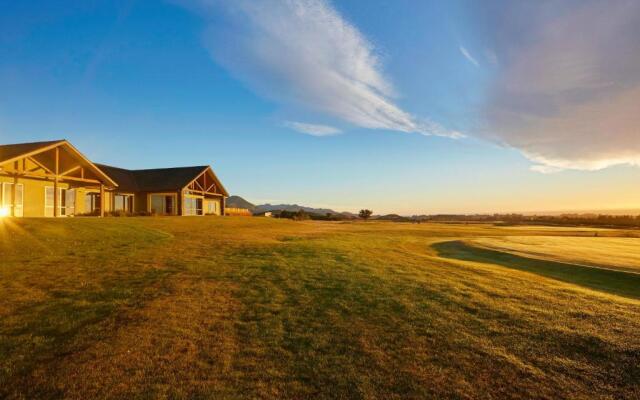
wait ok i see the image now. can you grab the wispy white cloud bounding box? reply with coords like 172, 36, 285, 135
459, 46, 479, 67
478, 0, 640, 172
284, 121, 341, 136
180, 0, 459, 138
529, 164, 563, 174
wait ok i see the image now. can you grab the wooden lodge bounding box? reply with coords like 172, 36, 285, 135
0, 139, 228, 217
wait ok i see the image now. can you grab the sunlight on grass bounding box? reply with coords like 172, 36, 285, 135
1, 218, 639, 399
468, 235, 640, 273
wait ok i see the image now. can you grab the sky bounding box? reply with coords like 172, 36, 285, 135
1, 0, 639, 214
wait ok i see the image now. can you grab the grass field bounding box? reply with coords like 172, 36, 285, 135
1, 217, 639, 399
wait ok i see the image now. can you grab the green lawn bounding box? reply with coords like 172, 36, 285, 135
1, 217, 639, 399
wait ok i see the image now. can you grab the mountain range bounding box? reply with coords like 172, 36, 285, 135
226, 195, 350, 215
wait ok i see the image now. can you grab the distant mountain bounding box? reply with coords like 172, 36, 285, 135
226, 195, 256, 211
227, 195, 351, 216
255, 203, 338, 215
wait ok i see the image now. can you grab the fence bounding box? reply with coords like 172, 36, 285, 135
225, 207, 253, 217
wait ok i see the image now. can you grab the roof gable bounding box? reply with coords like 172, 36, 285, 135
0, 140, 64, 165
97, 164, 227, 195
0, 140, 118, 187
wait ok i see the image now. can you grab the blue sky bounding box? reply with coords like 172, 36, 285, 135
1, 0, 639, 214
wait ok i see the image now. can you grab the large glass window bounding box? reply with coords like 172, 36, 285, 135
45, 187, 75, 217
84, 193, 101, 215
45, 187, 55, 217
184, 197, 203, 216
2, 183, 24, 217
114, 194, 133, 213
64, 189, 75, 216
150, 194, 174, 215
206, 200, 219, 215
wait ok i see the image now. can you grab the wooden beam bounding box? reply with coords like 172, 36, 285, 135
11, 175, 17, 217
53, 147, 59, 217
60, 165, 81, 176
100, 184, 105, 217
0, 170, 102, 185
0, 141, 65, 167
27, 156, 54, 174
180, 190, 185, 216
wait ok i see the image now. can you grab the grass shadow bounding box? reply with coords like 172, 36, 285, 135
433, 240, 640, 300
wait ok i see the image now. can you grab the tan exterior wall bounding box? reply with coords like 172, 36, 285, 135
0, 176, 226, 218
0, 175, 72, 217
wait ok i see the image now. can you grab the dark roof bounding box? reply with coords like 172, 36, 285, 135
96, 164, 212, 193
0, 140, 63, 164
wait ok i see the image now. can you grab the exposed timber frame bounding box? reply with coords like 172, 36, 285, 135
0, 140, 117, 217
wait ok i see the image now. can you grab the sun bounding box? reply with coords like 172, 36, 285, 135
0, 206, 10, 218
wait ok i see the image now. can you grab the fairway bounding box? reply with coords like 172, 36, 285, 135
1, 218, 639, 399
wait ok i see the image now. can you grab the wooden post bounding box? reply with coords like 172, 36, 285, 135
12, 161, 18, 217
180, 190, 185, 216
53, 147, 59, 217
100, 184, 105, 217
11, 175, 17, 217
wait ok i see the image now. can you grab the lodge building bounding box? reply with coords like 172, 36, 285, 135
0, 139, 228, 217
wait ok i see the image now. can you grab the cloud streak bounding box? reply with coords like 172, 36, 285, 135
477, 0, 640, 172
284, 121, 341, 136
183, 0, 458, 138
459, 46, 479, 67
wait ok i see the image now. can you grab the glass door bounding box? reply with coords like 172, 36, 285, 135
44, 187, 74, 217
151, 194, 174, 215
2, 183, 24, 217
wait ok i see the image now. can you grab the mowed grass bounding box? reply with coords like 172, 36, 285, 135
0, 218, 639, 399
467, 235, 640, 273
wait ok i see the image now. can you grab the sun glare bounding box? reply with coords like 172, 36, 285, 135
0, 206, 10, 217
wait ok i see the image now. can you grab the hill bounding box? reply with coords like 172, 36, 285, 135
254, 203, 338, 215
227, 195, 348, 216
225, 195, 256, 211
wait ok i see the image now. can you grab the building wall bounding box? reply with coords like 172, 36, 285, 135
0, 175, 72, 217
0, 175, 227, 218
0, 175, 117, 217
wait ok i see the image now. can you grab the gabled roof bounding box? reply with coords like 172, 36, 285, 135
0, 140, 64, 165
0, 139, 118, 187
97, 164, 228, 196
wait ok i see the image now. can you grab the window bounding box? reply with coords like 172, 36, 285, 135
45, 187, 54, 217
150, 194, 174, 215
166, 196, 174, 215
1, 183, 24, 217
114, 194, 133, 213
45, 187, 75, 217
85, 193, 101, 215
64, 189, 75, 216
206, 200, 219, 215
184, 197, 203, 216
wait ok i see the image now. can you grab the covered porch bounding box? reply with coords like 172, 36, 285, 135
0, 140, 118, 217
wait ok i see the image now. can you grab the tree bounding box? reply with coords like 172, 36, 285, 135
294, 209, 310, 221
359, 209, 373, 220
